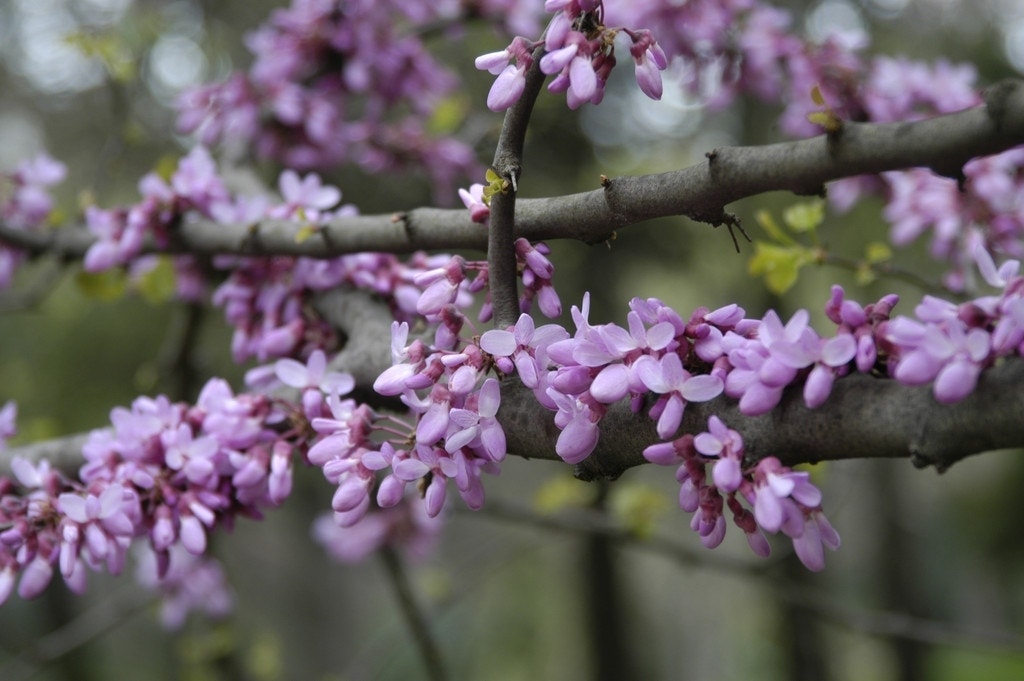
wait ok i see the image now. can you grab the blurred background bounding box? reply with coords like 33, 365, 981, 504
2, 0, 1024, 679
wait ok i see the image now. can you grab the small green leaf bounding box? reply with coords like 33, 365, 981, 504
294, 223, 318, 244
534, 476, 598, 514
427, 95, 468, 135
76, 269, 127, 301
810, 84, 826, 107
136, 256, 177, 304
64, 31, 136, 83
153, 155, 180, 183
481, 168, 510, 205
855, 264, 876, 286
755, 209, 792, 245
748, 242, 815, 294
807, 111, 842, 133
783, 200, 825, 233
865, 241, 893, 264
609, 484, 669, 539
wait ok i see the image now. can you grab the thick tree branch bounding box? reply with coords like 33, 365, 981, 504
6, 292, 1022, 480
499, 359, 1024, 480
5, 80, 1024, 261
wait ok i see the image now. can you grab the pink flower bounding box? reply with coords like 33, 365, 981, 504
272, 169, 342, 219
635, 353, 724, 439
487, 64, 528, 111
458, 183, 490, 223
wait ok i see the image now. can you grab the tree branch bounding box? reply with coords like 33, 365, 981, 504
500, 359, 1024, 480
7, 83, 1024, 478
487, 49, 548, 328
5, 80, 1024, 261
4, 290, 1024, 479
474, 498, 1024, 654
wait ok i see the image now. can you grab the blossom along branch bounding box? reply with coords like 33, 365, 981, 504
8, 299, 1024, 481
6, 79, 1024, 265
8, 0, 1024, 619
499, 358, 1024, 479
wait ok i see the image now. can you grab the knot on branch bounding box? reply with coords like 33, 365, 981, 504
983, 79, 1024, 134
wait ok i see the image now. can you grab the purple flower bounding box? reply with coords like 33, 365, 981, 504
628, 30, 668, 100
58, 484, 135, 577
792, 512, 841, 572
313, 497, 442, 564
0, 401, 16, 449
693, 416, 744, 493
271, 169, 342, 219
444, 379, 506, 461
547, 389, 601, 464
751, 458, 822, 534
487, 64, 528, 111
635, 353, 724, 439
458, 183, 490, 223
481, 313, 568, 389
275, 349, 355, 418
887, 317, 991, 402
135, 545, 233, 630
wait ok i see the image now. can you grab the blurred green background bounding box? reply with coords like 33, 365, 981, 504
2, 0, 1024, 679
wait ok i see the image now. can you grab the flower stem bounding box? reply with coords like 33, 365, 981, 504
379, 546, 447, 681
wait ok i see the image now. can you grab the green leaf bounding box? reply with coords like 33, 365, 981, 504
481, 168, 509, 205
533, 476, 598, 514
64, 31, 136, 83
136, 256, 177, 304
748, 242, 815, 294
427, 95, 468, 135
854, 264, 876, 286
810, 84, 826, 107
294, 223, 318, 244
782, 200, 825, 233
76, 269, 127, 301
153, 154, 180, 183
807, 110, 842, 133
865, 241, 893, 264
754, 209, 793, 245
610, 484, 669, 539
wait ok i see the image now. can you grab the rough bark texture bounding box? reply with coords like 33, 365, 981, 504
6, 83, 1024, 476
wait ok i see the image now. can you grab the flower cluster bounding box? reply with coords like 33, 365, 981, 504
83, 147, 229, 283
8, 0, 1024, 621
470, 246, 1024, 564
135, 545, 234, 630
485, 244, 1024, 456
0, 154, 67, 288
644, 417, 840, 571
476, 0, 668, 111
0, 378, 292, 607
176, 0, 488, 201
482, 294, 727, 463
569, 2, 1019, 288
294, 241, 555, 528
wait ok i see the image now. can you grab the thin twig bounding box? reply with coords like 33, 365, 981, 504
156, 301, 206, 401
378, 546, 447, 681
819, 252, 954, 298
468, 498, 1024, 655
487, 49, 548, 328
6, 81, 1024, 263
0, 584, 155, 681
0, 260, 63, 313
